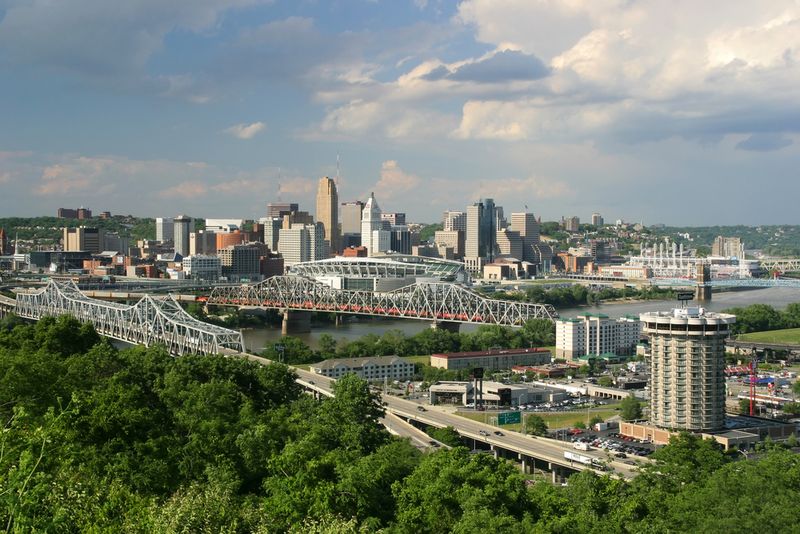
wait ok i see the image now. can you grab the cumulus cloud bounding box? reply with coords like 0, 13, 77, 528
224, 121, 266, 139
444, 50, 550, 83
374, 160, 422, 196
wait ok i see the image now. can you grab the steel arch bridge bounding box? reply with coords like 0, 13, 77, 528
15, 279, 244, 356
208, 276, 559, 325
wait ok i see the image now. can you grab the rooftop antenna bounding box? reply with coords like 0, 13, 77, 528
335, 154, 340, 187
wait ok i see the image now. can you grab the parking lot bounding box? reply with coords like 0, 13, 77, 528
570, 432, 655, 459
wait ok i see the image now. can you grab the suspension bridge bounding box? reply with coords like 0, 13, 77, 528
207, 275, 559, 326
8, 279, 244, 356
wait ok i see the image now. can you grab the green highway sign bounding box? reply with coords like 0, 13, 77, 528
497, 411, 521, 425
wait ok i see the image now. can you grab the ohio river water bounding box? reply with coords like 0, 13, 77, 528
241, 286, 800, 353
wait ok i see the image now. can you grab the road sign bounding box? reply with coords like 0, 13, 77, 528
676, 291, 694, 301
497, 411, 521, 425
274, 343, 285, 351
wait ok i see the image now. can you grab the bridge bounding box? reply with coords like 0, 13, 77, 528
13, 279, 244, 356
650, 277, 800, 289
208, 275, 559, 327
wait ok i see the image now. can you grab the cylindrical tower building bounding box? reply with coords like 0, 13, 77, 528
641, 308, 735, 432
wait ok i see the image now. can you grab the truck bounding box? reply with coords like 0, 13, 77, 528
573, 441, 591, 451
564, 451, 604, 469
593, 422, 609, 432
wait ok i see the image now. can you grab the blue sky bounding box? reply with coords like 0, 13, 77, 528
0, 0, 798, 225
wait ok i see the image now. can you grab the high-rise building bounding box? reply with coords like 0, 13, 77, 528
592, 213, 604, 227
173, 215, 192, 257
155, 217, 174, 243
496, 229, 523, 259
389, 225, 411, 255
0, 228, 7, 255
218, 244, 263, 281
190, 230, 217, 256
315, 177, 340, 255
341, 201, 365, 235
433, 230, 464, 259
183, 255, 222, 281
205, 219, 244, 233
361, 193, 388, 257
62, 227, 105, 254
465, 199, 498, 272
711, 236, 744, 258
556, 314, 642, 360
102, 233, 129, 254
278, 223, 325, 265
381, 212, 406, 226
267, 202, 299, 218
261, 217, 282, 251
443, 210, 466, 232
510, 213, 540, 263
77, 207, 92, 220
563, 216, 580, 232
216, 230, 246, 250
642, 308, 735, 432
57, 208, 78, 219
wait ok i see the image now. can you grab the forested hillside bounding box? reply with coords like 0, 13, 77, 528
1, 315, 800, 532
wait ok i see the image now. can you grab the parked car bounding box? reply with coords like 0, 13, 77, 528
494, 431, 504, 437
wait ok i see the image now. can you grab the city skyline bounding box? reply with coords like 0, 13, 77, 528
1, 1, 799, 224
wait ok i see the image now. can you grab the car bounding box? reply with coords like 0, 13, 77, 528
494, 431, 504, 436
479, 430, 489, 437
428, 440, 440, 447
417, 406, 427, 412
615, 452, 627, 459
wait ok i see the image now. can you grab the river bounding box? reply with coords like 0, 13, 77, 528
241, 286, 800, 353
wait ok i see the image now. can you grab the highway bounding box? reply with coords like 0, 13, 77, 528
236, 352, 640, 479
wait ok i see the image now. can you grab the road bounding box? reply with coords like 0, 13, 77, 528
232, 352, 641, 479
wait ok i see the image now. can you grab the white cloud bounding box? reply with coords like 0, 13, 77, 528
224, 121, 267, 139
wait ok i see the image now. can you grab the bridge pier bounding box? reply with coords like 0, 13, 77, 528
431, 320, 460, 333
281, 310, 312, 335
695, 264, 712, 302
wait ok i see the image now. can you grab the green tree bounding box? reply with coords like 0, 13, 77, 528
739, 398, 753, 415
620, 393, 643, 421
426, 426, 463, 447
261, 336, 315, 364
598, 375, 614, 387
524, 415, 548, 436
782, 402, 800, 415
317, 334, 338, 359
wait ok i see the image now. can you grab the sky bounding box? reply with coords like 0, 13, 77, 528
0, 0, 798, 225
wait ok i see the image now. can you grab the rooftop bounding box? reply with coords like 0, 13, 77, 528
432, 348, 550, 359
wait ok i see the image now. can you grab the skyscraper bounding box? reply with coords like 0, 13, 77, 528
592, 213, 604, 227
361, 193, 389, 257
511, 212, 540, 262
443, 210, 466, 232
173, 215, 192, 257
315, 177, 340, 255
642, 308, 735, 432
63, 227, 104, 253
278, 223, 325, 265
267, 202, 299, 218
155, 217, 174, 243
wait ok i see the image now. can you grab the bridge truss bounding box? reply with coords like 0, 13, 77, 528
15, 279, 244, 356
650, 278, 800, 288
208, 276, 559, 325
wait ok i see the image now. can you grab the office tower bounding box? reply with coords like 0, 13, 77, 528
281, 211, 314, 229
57, 208, 78, 219
341, 201, 365, 235
482, 199, 498, 260
218, 244, 263, 281
190, 230, 217, 256
155, 217, 174, 243
278, 223, 325, 265
63, 227, 104, 254
381, 212, 406, 226
592, 213, 604, 227
361, 192, 387, 256
216, 230, 245, 249
443, 210, 466, 232
102, 233, 129, 255
315, 176, 340, 255
77, 207, 92, 220
711, 236, 744, 258
496, 229, 523, 259
261, 217, 282, 251
267, 202, 299, 218
182, 255, 222, 281
0, 228, 7, 255
389, 225, 411, 255
173, 215, 192, 256
465, 199, 498, 270
642, 308, 735, 432
510, 213, 540, 263
433, 230, 464, 259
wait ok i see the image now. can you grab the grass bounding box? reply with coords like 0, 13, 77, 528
738, 328, 800, 345
455, 404, 623, 431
